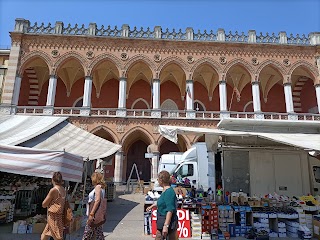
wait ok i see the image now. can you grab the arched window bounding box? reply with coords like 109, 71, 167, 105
243, 101, 254, 112
131, 98, 150, 109
161, 99, 178, 110
73, 97, 83, 107
194, 100, 206, 111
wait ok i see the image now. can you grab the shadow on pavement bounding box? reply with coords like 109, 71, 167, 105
103, 191, 140, 234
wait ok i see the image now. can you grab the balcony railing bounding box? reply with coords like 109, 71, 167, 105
0, 106, 318, 122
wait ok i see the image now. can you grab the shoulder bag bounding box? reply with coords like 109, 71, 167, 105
88, 189, 107, 227
64, 198, 73, 226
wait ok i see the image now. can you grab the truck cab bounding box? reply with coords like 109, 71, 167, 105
172, 143, 215, 191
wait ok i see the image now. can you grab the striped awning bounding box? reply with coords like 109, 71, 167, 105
0, 144, 83, 182
0, 115, 121, 160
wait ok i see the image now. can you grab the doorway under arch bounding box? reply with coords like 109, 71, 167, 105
126, 140, 151, 182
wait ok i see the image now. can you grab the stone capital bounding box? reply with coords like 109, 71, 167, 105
283, 82, 292, 86
251, 81, 260, 85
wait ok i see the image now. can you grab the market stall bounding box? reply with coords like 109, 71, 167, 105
0, 143, 83, 232
0, 115, 121, 235
150, 119, 320, 239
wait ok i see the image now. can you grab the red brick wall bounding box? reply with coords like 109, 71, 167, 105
227, 83, 253, 112
19, 74, 312, 114
126, 79, 151, 109
38, 80, 49, 106
160, 140, 181, 156
160, 81, 184, 109
300, 80, 317, 113
194, 82, 220, 111
261, 83, 286, 113
55, 77, 84, 107
92, 78, 119, 108
18, 73, 30, 106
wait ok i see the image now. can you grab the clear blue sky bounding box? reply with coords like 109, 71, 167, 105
0, 0, 319, 47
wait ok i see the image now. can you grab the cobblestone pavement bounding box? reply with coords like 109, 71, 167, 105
0, 189, 316, 240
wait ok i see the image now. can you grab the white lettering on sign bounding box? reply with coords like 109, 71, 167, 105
151, 209, 191, 238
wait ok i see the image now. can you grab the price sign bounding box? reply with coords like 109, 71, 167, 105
151, 209, 191, 238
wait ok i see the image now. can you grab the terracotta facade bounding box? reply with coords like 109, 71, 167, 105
1, 19, 320, 182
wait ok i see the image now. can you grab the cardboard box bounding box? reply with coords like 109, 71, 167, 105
143, 187, 151, 194
239, 196, 248, 205
32, 223, 46, 234
230, 196, 239, 204
173, 187, 187, 197
313, 219, 320, 239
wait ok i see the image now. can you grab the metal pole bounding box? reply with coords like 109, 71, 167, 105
81, 160, 89, 213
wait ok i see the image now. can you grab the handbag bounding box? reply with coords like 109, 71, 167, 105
88, 190, 107, 227
63, 199, 73, 226
156, 211, 178, 231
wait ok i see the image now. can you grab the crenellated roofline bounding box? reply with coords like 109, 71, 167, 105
12, 18, 320, 46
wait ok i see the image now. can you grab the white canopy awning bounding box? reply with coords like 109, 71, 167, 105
158, 123, 320, 151
0, 144, 83, 182
0, 115, 121, 160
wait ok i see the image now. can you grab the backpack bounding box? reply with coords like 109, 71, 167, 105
88, 189, 107, 227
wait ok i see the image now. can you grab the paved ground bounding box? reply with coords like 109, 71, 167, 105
0, 189, 316, 240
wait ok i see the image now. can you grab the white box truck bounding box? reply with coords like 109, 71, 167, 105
156, 144, 320, 197
158, 152, 183, 174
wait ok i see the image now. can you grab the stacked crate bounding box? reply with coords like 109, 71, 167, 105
191, 211, 202, 239
201, 203, 218, 234
218, 205, 235, 234
233, 206, 252, 237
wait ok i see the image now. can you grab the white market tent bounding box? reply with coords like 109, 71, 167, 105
0, 115, 121, 160
159, 119, 320, 197
0, 144, 83, 182
159, 118, 320, 152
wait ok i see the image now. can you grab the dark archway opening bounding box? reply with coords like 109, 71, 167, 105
126, 140, 151, 182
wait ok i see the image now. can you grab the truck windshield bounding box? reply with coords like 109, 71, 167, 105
175, 164, 194, 177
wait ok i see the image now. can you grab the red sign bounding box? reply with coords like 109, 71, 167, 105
151, 209, 191, 238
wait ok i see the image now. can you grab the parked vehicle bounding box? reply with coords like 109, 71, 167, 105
158, 152, 183, 174
155, 143, 215, 191
155, 144, 320, 197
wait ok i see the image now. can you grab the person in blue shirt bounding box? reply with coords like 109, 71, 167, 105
147, 170, 177, 240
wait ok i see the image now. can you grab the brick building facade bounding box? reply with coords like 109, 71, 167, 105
1, 19, 320, 183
